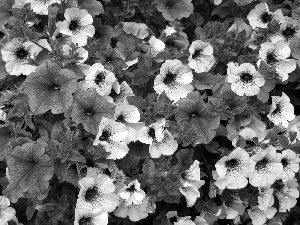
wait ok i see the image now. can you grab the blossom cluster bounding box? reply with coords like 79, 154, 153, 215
0, 0, 300, 225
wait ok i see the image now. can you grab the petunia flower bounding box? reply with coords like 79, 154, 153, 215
0, 195, 16, 225
220, 196, 245, 220
247, 2, 285, 29
279, 149, 300, 182
118, 179, 146, 206
247, 206, 277, 225
74, 208, 108, 225
245, 29, 268, 50
138, 119, 166, 145
257, 41, 296, 81
82, 63, 116, 96
56, 7, 95, 47
249, 145, 283, 187
163, 25, 177, 36
93, 117, 129, 159
76, 174, 119, 213
275, 178, 299, 212
154, 0, 194, 22
270, 17, 300, 43
258, 186, 274, 211
71, 88, 115, 135
188, 40, 215, 73
1, 38, 43, 75
180, 160, 205, 189
175, 217, 196, 225
104, 81, 134, 107
147, 36, 165, 57
179, 185, 200, 208
28, 0, 61, 15
267, 92, 295, 128
227, 62, 265, 96
154, 59, 193, 102
228, 18, 252, 38
114, 196, 151, 222
214, 147, 250, 189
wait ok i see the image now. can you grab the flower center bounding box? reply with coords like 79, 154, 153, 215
94, 31, 101, 39
192, 49, 202, 59
225, 158, 239, 169
255, 157, 269, 171
148, 127, 156, 139
48, 84, 60, 91
109, 88, 119, 99
99, 129, 111, 142
15, 47, 29, 59
84, 108, 95, 117
94, 72, 106, 85
165, 39, 176, 47
281, 158, 289, 168
282, 26, 296, 40
84, 186, 100, 202
165, 0, 175, 9
69, 20, 79, 31
103, 168, 111, 176
79, 216, 92, 225
272, 103, 282, 115
245, 139, 256, 148
126, 184, 136, 193
0, 31, 5, 40
260, 12, 273, 24
240, 73, 253, 83
189, 111, 200, 119
116, 114, 126, 123
266, 52, 277, 65
181, 171, 188, 180
163, 72, 176, 85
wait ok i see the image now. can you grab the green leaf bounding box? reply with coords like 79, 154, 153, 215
0, 54, 9, 79
132, 69, 149, 85
3, 142, 54, 203
193, 72, 225, 90
211, 5, 232, 18
0, 0, 14, 27
22, 60, 78, 115
277, 135, 290, 149
175, 148, 194, 172
77, 0, 104, 16
190, 12, 204, 27
122, 22, 149, 39
142, 159, 155, 177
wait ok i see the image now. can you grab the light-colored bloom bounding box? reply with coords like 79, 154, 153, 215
275, 178, 299, 212
154, 59, 193, 102
175, 217, 196, 225
114, 196, 151, 222
188, 40, 215, 73
247, 2, 285, 29
93, 117, 129, 159
257, 41, 296, 81
270, 17, 300, 43
179, 185, 200, 207
118, 179, 146, 206
279, 149, 300, 182
29, 0, 61, 15
180, 160, 205, 189
247, 206, 277, 225
227, 62, 265, 96
74, 208, 108, 225
147, 36, 165, 57
1, 38, 42, 75
214, 147, 250, 189
0, 195, 16, 225
232, 127, 261, 149
104, 81, 134, 107
221, 196, 245, 220
249, 146, 283, 187
0, 108, 6, 121
258, 187, 274, 211
76, 174, 119, 213
83, 63, 116, 96
228, 18, 252, 38
138, 119, 166, 144
56, 7, 95, 47
164, 25, 177, 36
267, 92, 295, 128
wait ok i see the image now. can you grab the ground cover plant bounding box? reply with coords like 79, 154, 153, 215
1, 0, 300, 224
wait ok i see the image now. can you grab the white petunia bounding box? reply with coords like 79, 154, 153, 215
247, 2, 285, 29
258, 187, 274, 211
29, 0, 61, 15
249, 146, 283, 187
76, 174, 119, 213
179, 185, 200, 208
138, 119, 166, 144
118, 179, 146, 206
74, 208, 108, 225
180, 160, 205, 189
227, 62, 265, 96
267, 92, 295, 128
270, 17, 300, 43
279, 149, 300, 182
154, 59, 194, 102
214, 147, 250, 189
147, 36, 165, 57
93, 117, 129, 159
188, 40, 215, 73
0, 195, 16, 225
221, 196, 245, 220
104, 81, 134, 107
257, 41, 296, 81
164, 25, 177, 36
56, 7, 95, 47
83, 63, 116, 96
275, 178, 299, 212
247, 206, 277, 225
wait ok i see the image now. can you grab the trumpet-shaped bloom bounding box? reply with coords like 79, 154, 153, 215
179, 185, 200, 208
104, 81, 134, 107
275, 178, 299, 212
188, 40, 215, 73
247, 206, 277, 225
29, 0, 61, 15
74, 208, 108, 225
270, 17, 300, 43
214, 147, 250, 189
154, 59, 193, 102
267, 92, 295, 128
76, 174, 119, 213
279, 149, 300, 182
56, 7, 95, 47
257, 187, 274, 211
0, 196, 16, 225
180, 160, 205, 189
227, 62, 265, 96
83, 63, 117, 96
93, 117, 129, 159
249, 146, 283, 187
257, 41, 296, 81
118, 179, 146, 206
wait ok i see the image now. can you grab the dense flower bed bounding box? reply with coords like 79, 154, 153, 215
0, 0, 300, 225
